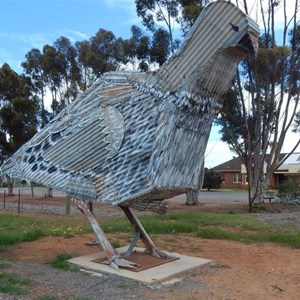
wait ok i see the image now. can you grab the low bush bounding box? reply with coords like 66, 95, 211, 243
277, 180, 300, 205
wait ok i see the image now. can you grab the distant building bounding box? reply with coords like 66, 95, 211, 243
211, 153, 300, 189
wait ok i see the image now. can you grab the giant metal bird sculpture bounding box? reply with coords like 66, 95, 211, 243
1, 1, 259, 270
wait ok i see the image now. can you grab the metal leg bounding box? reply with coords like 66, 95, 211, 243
125, 231, 140, 256
72, 198, 137, 270
120, 206, 173, 259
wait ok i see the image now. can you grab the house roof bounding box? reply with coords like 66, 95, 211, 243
212, 156, 241, 172
212, 153, 293, 172
277, 153, 300, 168
276, 153, 300, 174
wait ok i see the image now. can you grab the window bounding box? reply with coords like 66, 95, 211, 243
233, 173, 241, 183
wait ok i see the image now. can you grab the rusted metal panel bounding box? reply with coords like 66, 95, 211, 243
1, 1, 259, 211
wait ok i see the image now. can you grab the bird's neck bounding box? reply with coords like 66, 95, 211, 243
184, 46, 247, 96
151, 46, 247, 99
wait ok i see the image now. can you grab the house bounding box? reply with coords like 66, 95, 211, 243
211, 153, 300, 189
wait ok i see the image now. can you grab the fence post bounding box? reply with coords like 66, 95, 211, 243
3, 190, 6, 209
65, 197, 71, 215
18, 189, 21, 213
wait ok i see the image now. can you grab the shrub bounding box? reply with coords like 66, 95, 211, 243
20, 179, 27, 186
202, 168, 223, 190
277, 180, 300, 205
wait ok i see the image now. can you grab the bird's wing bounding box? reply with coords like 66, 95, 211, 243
1, 72, 137, 192
42, 104, 124, 172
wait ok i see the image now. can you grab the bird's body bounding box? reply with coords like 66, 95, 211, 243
1, 70, 219, 209
1, 1, 259, 269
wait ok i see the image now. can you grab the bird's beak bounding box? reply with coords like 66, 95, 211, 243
237, 32, 259, 56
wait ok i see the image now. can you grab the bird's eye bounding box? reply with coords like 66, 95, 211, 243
230, 22, 239, 32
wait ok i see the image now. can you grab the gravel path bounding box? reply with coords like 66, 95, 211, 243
256, 211, 300, 230
0, 260, 207, 300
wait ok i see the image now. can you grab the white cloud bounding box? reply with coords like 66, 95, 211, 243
18, 33, 50, 49
0, 32, 50, 49
55, 29, 89, 43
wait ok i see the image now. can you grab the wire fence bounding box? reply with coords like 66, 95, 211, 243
1, 188, 72, 214
0, 187, 123, 217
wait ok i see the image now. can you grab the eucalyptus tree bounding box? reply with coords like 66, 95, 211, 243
135, 0, 179, 53
150, 28, 171, 65
76, 31, 128, 90
53, 36, 81, 106
87, 28, 126, 77
177, 0, 211, 34
75, 40, 96, 91
0, 63, 37, 152
22, 48, 50, 127
0, 63, 38, 193
122, 25, 151, 70
217, 0, 300, 212
41, 44, 64, 115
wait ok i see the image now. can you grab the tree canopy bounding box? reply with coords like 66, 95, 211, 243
0, 63, 38, 163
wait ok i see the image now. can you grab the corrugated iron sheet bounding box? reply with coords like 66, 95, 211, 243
0, 1, 259, 209
156, 0, 259, 93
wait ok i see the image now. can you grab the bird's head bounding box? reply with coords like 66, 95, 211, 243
155, 0, 259, 99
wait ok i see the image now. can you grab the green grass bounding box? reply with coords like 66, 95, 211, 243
196, 226, 300, 247
0, 213, 90, 250
101, 211, 300, 248
47, 253, 77, 271
0, 214, 46, 250
0, 271, 30, 295
102, 211, 265, 234
1, 210, 300, 251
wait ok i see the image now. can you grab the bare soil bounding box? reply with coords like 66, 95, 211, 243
1, 195, 300, 299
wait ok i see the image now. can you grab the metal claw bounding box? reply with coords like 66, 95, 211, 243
108, 255, 137, 269
114, 257, 137, 269
146, 248, 176, 260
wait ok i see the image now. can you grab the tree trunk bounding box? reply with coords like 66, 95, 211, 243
248, 183, 265, 213
45, 187, 53, 198
6, 176, 14, 196
186, 191, 199, 205
65, 197, 71, 215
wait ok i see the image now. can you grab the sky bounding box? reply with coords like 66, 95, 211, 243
0, 0, 299, 168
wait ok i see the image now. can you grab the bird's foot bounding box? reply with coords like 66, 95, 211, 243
107, 255, 137, 271
145, 248, 176, 259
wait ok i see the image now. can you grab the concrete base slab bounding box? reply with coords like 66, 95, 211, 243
68, 247, 211, 284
